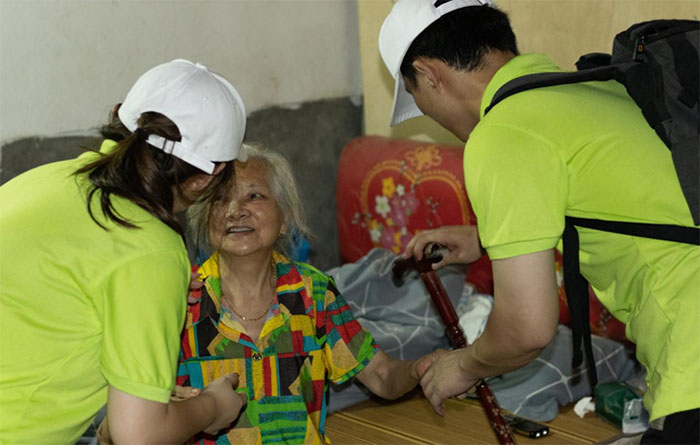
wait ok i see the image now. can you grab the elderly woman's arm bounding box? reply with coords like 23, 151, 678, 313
355, 349, 445, 400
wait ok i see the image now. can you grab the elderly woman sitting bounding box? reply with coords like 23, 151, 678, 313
178, 143, 435, 444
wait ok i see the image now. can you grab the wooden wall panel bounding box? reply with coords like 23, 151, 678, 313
358, 0, 699, 143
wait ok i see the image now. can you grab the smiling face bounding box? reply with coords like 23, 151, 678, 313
208, 159, 284, 258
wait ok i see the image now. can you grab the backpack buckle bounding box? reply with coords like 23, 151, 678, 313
633, 36, 646, 61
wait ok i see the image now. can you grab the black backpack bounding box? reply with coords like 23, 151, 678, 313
484, 20, 700, 389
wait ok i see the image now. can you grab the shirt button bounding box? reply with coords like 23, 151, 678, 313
252, 352, 262, 361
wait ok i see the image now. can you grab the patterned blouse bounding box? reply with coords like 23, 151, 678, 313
178, 251, 378, 444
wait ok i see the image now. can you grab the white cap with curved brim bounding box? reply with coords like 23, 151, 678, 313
118, 59, 247, 174
379, 0, 495, 126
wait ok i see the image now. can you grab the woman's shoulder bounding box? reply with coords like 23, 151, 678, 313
291, 260, 326, 278
279, 254, 331, 282
274, 253, 340, 299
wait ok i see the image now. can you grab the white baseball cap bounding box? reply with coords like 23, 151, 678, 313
118, 59, 247, 174
379, 0, 494, 126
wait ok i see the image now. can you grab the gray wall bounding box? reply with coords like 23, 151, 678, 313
0, 97, 362, 270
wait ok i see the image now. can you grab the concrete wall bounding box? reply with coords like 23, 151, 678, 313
358, 0, 700, 144
0, 1, 365, 270
0, 0, 362, 143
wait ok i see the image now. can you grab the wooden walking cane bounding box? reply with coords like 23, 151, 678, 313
392, 244, 515, 445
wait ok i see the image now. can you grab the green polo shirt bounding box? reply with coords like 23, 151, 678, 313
0, 141, 190, 443
464, 53, 700, 421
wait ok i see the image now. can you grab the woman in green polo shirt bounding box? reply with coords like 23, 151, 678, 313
0, 59, 248, 443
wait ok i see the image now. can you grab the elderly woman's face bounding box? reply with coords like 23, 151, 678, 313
208, 160, 284, 257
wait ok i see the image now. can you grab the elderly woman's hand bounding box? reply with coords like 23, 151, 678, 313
188, 268, 204, 304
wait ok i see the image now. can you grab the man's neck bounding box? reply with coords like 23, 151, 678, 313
464, 50, 516, 121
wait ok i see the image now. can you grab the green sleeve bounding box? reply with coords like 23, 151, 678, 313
465, 123, 566, 260
99, 250, 189, 403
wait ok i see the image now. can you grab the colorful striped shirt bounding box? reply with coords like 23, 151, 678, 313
178, 251, 378, 444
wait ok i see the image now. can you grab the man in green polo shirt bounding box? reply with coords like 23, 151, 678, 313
379, 1, 700, 443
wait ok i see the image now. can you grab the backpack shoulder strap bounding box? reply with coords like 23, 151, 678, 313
562, 220, 598, 389
484, 65, 617, 116
567, 216, 700, 245
563, 216, 699, 390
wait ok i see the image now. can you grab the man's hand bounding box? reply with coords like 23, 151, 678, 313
201, 373, 247, 435
412, 349, 448, 379
402, 225, 484, 269
419, 348, 478, 416
418, 250, 560, 417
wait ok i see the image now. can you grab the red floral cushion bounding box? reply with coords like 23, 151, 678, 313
336, 137, 473, 252
335, 136, 627, 343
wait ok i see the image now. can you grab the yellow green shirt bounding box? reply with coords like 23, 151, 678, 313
465, 53, 700, 421
0, 141, 190, 443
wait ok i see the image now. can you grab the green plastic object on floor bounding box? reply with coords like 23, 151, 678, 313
595, 382, 649, 434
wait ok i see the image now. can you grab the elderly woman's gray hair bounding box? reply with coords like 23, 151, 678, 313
187, 143, 310, 257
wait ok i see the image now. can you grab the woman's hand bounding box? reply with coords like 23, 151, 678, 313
188, 269, 204, 304
171, 385, 201, 402
356, 349, 449, 400
402, 225, 484, 270
105, 374, 247, 443
96, 417, 112, 445
200, 373, 247, 435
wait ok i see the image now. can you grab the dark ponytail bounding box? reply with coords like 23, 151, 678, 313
75, 111, 232, 234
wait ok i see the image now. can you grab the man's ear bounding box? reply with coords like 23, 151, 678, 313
412, 57, 443, 91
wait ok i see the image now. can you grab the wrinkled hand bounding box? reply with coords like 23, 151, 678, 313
201, 373, 247, 435
170, 385, 201, 402
403, 225, 483, 270
188, 269, 204, 304
420, 349, 478, 416
412, 349, 449, 380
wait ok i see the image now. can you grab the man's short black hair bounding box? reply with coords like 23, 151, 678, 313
400, 5, 518, 85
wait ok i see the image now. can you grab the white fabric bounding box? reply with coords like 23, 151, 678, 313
574, 396, 595, 418
379, 0, 495, 126
456, 284, 492, 344
118, 59, 247, 173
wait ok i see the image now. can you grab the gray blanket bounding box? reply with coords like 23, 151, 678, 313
327, 248, 641, 421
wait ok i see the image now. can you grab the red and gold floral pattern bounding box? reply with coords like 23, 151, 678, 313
336, 136, 627, 344
337, 136, 473, 260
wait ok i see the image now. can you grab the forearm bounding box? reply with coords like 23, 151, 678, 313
461, 250, 559, 379
458, 320, 549, 381
356, 350, 419, 400
374, 357, 420, 399
162, 394, 218, 442
107, 387, 216, 444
